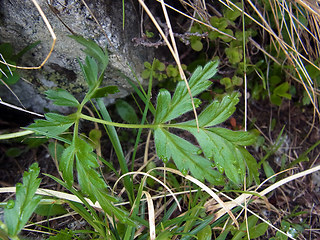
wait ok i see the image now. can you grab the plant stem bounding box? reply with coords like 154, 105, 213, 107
80, 113, 158, 129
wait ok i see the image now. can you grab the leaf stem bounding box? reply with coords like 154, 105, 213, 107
80, 113, 157, 129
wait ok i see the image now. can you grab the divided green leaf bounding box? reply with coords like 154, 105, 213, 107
155, 128, 224, 184
78, 56, 99, 90
52, 139, 135, 225
69, 35, 108, 73
46, 89, 79, 107
25, 113, 75, 144
154, 61, 259, 186
91, 85, 119, 99
155, 61, 218, 124
70, 36, 109, 93
4, 163, 41, 238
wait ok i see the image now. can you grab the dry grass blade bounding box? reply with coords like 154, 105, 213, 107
0, 187, 102, 209
0, 98, 44, 118
138, 0, 200, 130
153, 167, 240, 229
143, 191, 156, 240
217, 0, 320, 118
0, 130, 35, 140
0, 0, 56, 70
24, 211, 78, 228
208, 165, 320, 239
295, 0, 320, 16
0, 54, 26, 108
156, 0, 235, 39
113, 171, 182, 211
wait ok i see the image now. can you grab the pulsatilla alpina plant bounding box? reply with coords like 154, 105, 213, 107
1, 36, 260, 238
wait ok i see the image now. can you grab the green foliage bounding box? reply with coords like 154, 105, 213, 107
5, 35, 261, 238
142, 58, 187, 82
249, 63, 293, 106
270, 217, 308, 240
46, 89, 80, 107
115, 99, 138, 124
154, 61, 259, 186
0, 41, 40, 85
0, 163, 41, 239
230, 215, 269, 239
34, 203, 68, 217
27, 113, 76, 144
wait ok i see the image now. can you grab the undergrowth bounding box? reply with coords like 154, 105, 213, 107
1, 0, 320, 239
1, 35, 262, 239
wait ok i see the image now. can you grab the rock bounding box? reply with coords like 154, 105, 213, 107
0, 0, 152, 113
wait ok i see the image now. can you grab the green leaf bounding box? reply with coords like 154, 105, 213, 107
78, 56, 99, 89
186, 128, 247, 185
50, 137, 135, 226
154, 59, 165, 71
220, 77, 233, 89
91, 85, 119, 98
262, 161, 276, 183
224, 4, 241, 21
34, 204, 68, 217
153, 61, 259, 185
1, 71, 20, 85
238, 148, 260, 185
0, 43, 13, 59
69, 35, 108, 74
249, 222, 269, 239
14, 40, 41, 61
47, 229, 73, 240
74, 137, 108, 198
225, 46, 243, 64
116, 100, 139, 124
94, 189, 136, 226
194, 91, 240, 127
155, 89, 259, 185
305, 64, 320, 79
196, 225, 212, 240
232, 76, 243, 86
181, 94, 258, 186
25, 113, 75, 144
48, 142, 65, 163
166, 65, 179, 77
155, 128, 224, 184
191, 38, 203, 52
46, 89, 79, 107
273, 82, 291, 99
5, 147, 23, 158
60, 144, 76, 186
155, 61, 218, 123
142, 69, 151, 79
219, 29, 234, 43
4, 163, 41, 237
